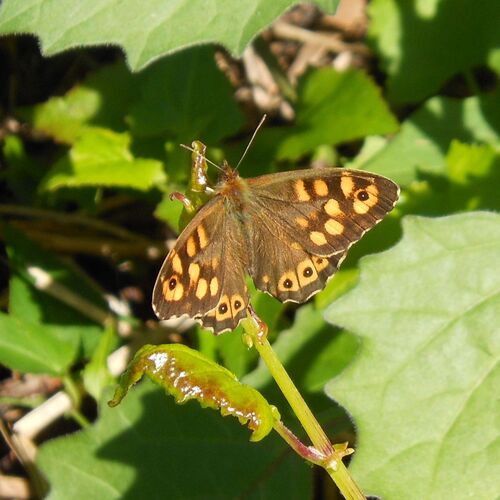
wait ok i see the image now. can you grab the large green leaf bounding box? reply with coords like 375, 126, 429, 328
0, 0, 339, 71
361, 93, 500, 185
38, 381, 312, 499
127, 46, 244, 143
276, 68, 398, 160
369, 0, 500, 103
324, 213, 500, 499
40, 128, 166, 191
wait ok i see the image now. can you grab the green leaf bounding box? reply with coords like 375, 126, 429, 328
109, 343, 276, 442
0, 0, 339, 71
361, 93, 500, 185
0, 313, 78, 375
369, 0, 500, 103
38, 381, 311, 499
17, 62, 137, 144
446, 140, 499, 187
324, 213, 500, 499
128, 46, 244, 143
40, 128, 166, 191
399, 141, 500, 216
268, 68, 399, 161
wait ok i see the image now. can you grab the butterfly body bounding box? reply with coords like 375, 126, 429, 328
153, 165, 399, 334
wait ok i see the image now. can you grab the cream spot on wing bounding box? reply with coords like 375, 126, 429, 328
325, 219, 344, 235
211, 257, 219, 269
312, 256, 329, 272
324, 198, 342, 217
296, 216, 308, 228
353, 184, 379, 213
197, 225, 208, 249
291, 242, 302, 250
353, 200, 370, 214
188, 263, 200, 284
340, 175, 354, 197
310, 231, 328, 246
172, 283, 184, 301
297, 258, 318, 287
278, 271, 300, 292
314, 179, 328, 197
209, 277, 219, 296
186, 236, 196, 257
216, 295, 231, 321
163, 275, 180, 301
262, 275, 270, 284
196, 278, 208, 299
163, 280, 172, 300
294, 180, 311, 201
231, 294, 245, 313
172, 252, 183, 274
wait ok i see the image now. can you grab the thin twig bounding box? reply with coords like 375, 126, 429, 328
273, 21, 370, 55
0, 204, 150, 242
2, 222, 163, 259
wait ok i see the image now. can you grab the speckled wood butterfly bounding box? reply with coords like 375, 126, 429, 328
152, 163, 399, 334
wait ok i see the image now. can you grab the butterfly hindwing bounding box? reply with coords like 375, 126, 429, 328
245, 168, 399, 302
152, 197, 250, 334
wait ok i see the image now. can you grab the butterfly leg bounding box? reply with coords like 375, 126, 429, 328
170, 191, 196, 213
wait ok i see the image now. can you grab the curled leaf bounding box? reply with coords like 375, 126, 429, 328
109, 344, 276, 441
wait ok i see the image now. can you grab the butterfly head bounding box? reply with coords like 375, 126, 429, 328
219, 160, 239, 182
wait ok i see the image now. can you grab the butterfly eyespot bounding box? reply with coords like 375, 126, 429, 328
283, 278, 293, 289
168, 278, 177, 290
234, 300, 242, 309
219, 303, 228, 314
303, 267, 313, 277
357, 190, 369, 201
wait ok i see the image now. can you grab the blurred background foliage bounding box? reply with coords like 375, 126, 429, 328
0, 0, 498, 499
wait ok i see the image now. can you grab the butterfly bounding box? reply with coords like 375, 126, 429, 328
152, 163, 399, 334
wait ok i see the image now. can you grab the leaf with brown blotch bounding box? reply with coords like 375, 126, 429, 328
109, 344, 277, 442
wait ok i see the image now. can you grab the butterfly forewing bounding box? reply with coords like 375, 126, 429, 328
245, 168, 399, 302
152, 197, 250, 334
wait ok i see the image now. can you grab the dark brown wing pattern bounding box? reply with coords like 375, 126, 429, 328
153, 167, 399, 334
244, 168, 399, 302
152, 197, 250, 334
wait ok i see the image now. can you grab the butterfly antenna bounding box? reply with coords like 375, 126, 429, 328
235, 114, 267, 171
180, 143, 224, 172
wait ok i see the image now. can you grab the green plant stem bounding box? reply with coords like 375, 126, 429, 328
253, 333, 333, 456
326, 462, 365, 500
62, 375, 91, 428
243, 313, 365, 500
69, 409, 91, 428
